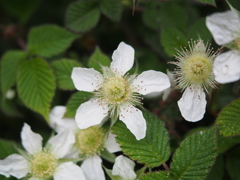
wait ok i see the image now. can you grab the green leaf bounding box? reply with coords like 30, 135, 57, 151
142, 2, 161, 30
160, 28, 188, 57
17, 57, 56, 121
206, 155, 224, 180
100, 0, 122, 22
51, 59, 82, 90
195, 0, 216, 6
159, 3, 187, 32
0, 138, 18, 159
0, 0, 40, 24
65, 91, 93, 118
140, 171, 173, 180
112, 111, 171, 167
1, 51, 26, 95
216, 99, 240, 136
27, 25, 78, 58
226, 147, 240, 180
88, 47, 111, 72
170, 127, 217, 180
65, 0, 100, 33
187, 18, 212, 41
217, 133, 240, 154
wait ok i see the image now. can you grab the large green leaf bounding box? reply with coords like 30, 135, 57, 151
51, 59, 82, 90
142, 2, 161, 30
170, 127, 217, 180
27, 25, 78, 57
0, 139, 18, 159
140, 171, 172, 180
206, 155, 224, 180
17, 57, 56, 121
226, 147, 240, 180
217, 133, 240, 154
88, 47, 111, 72
0, 0, 40, 24
195, 0, 216, 6
187, 18, 212, 41
65, 0, 100, 33
65, 91, 93, 118
112, 111, 171, 167
216, 99, 240, 136
160, 28, 188, 57
100, 0, 122, 22
1, 51, 26, 95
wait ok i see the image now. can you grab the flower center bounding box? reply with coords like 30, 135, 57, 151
75, 126, 105, 157
102, 77, 128, 103
30, 152, 57, 179
183, 54, 213, 85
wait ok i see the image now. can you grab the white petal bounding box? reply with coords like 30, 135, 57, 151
75, 100, 108, 129
111, 42, 134, 75
112, 155, 136, 180
71, 67, 103, 92
119, 105, 146, 140
214, 50, 240, 84
49, 106, 78, 133
178, 87, 206, 122
206, 10, 240, 45
21, 123, 42, 155
81, 155, 105, 180
48, 130, 75, 158
105, 132, 121, 153
132, 70, 170, 95
54, 162, 86, 180
0, 154, 29, 178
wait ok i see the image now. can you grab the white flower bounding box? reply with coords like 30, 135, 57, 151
0, 123, 85, 180
206, 10, 240, 83
171, 40, 218, 122
49, 106, 121, 180
71, 42, 170, 140
112, 155, 137, 180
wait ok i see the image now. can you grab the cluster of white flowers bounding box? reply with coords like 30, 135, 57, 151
0, 14, 239, 178
0, 42, 170, 180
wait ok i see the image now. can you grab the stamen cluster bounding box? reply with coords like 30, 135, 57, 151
75, 126, 106, 157
30, 151, 57, 179
94, 67, 142, 117
170, 39, 218, 92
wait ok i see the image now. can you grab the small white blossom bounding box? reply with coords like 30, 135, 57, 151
5, 89, 15, 100
171, 40, 218, 122
206, 10, 240, 83
71, 42, 170, 140
0, 123, 85, 180
49, 106, 121, 180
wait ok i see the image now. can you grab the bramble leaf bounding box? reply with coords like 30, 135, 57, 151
51, 59, 82, 90
27, 25, 78, 57
170, 127, 217, 180
112, 111, 171, 167
216, 99, 240, 136
100, 0, 122, 22
88, 47, 111, 72
65, 0, 100, 33
17, 57, 56, 121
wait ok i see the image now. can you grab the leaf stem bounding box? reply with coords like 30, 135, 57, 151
163, 162, 170, 171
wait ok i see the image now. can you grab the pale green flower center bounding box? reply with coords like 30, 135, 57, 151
183, 54, 213, 85
30, 152, 57, 179
102, 77, 128, 103
75, 126, 105, 157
